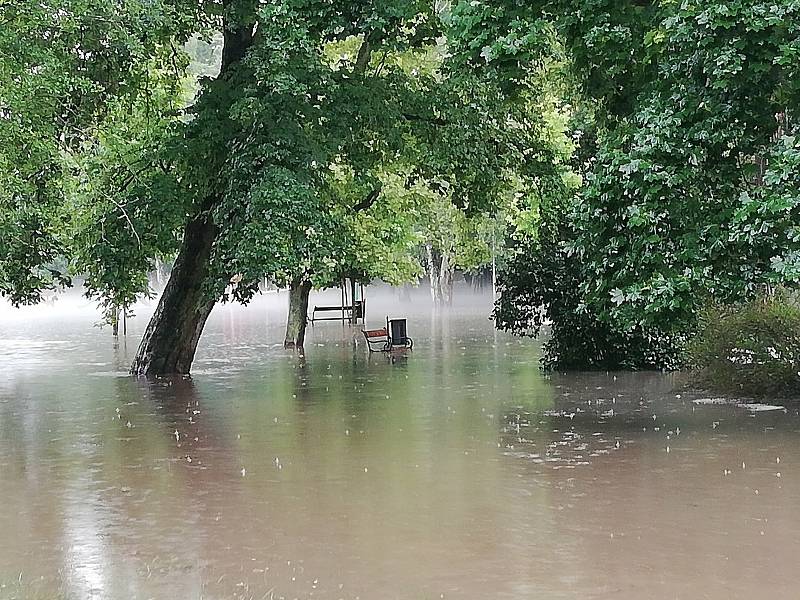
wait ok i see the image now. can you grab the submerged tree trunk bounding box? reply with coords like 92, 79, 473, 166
130, 215, 217, 376
111, 305, 120, 336
440, 252, 453, 306
284, 279, 312, 349
425, 244, 454, 305
425, 244, 442, 304
128, 11, 255, 376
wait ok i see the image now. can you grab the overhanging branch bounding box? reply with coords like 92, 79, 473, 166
352, 188, 381, 212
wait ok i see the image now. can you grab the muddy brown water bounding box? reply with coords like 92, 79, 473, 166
1, 302, 800, 599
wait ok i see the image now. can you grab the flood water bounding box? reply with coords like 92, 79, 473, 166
2, 293, 800, 599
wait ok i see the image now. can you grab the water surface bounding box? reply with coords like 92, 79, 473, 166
1, 299, 799, 599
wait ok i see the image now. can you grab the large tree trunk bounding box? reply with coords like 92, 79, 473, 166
130, 215, 217, 376
284, 279, 312, 349
128, 8, 255, 376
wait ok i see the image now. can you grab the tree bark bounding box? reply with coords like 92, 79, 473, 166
426, 244, 455, 305
130, 215, 218, 376
440, 251, 453, 306
284, 279, 312, 349
426, 244, 442, 304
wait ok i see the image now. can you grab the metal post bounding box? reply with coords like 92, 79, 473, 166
491, 231, 497, 298
341, 280, 346, 323
350, 277, 358, 324
361, 283, 365, 323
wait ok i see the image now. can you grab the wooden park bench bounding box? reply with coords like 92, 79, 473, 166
362, 327, 391, 352
361, 318, 413, 352
311, 305, 352, 322
311, 300, 364, 324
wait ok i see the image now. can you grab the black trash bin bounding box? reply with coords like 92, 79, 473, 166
388, 318, 406, 344
387, 318, 412, 349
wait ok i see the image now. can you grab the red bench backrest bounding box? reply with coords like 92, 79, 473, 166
364, 328, 388, 338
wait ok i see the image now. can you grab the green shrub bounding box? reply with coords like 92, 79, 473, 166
689, 292, 800, 397
495, 213, 687, 371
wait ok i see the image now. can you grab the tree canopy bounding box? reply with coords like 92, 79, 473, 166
4, 0, 797, 373
0, 0, 198, 303
492, 0, 800, 369
1, 0, 568, 373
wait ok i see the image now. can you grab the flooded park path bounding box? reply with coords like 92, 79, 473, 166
2, 298, 800, 599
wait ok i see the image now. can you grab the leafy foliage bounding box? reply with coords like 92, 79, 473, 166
571, 2, 800, 334
189, 0, 563, 302
497, 191, 688, 370
0, 0, 564, 323
0, 0, 201, 303
13, 0, 798, 380
689, 292, 800, 397
64, 92, 190, 320
484, 0, 800, 369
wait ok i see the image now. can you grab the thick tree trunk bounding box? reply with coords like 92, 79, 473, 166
284, 279, 312, 349
130, 215, 217, 376
128, 8, 255, 376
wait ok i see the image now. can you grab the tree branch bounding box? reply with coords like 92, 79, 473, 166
355, 31, 384, 75
352, 189, 381, 212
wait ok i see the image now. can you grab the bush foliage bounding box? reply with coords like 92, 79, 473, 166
495, 206, 686, 371
689, 292, 800, 397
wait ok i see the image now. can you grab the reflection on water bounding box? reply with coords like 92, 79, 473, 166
1, 302, 800, 599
